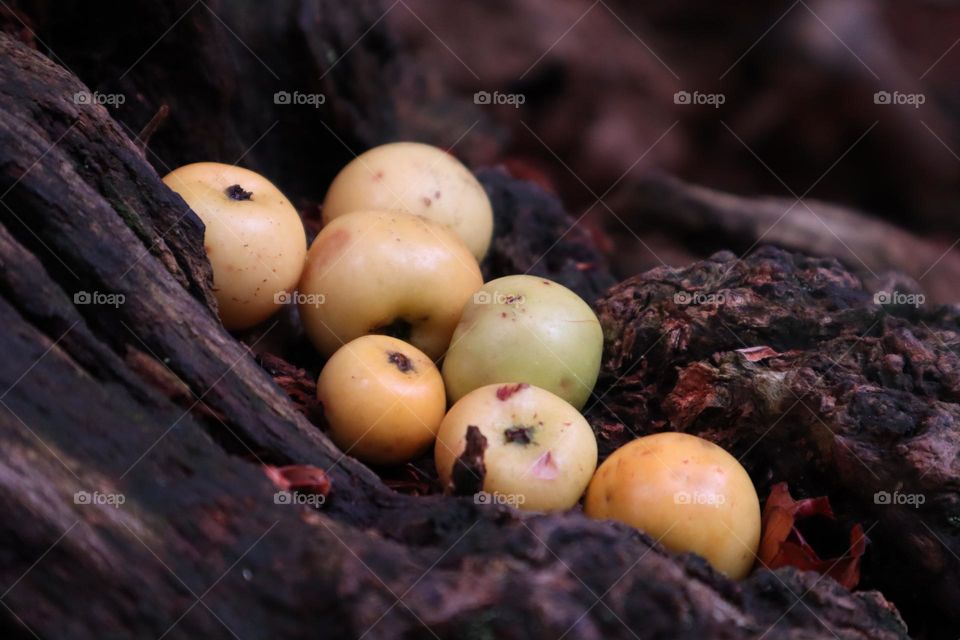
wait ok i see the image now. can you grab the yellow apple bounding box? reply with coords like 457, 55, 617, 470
584, 432, 761, 579
321, 142, 494, 261
298, 210, 483, 360
435, 383, 598, 512
317, 335, 445, 465
162, 162, 306, 330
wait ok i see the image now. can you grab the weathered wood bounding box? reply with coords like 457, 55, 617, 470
592, 247, 960, 637
0, 6, 919, 640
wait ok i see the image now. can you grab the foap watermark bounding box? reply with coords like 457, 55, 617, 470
74, 91, 126, 107
474, 290, 525, 305
75, 290, 125, 308
275, 291, 326, 307
674, 490, 726, 507
274, 491, 326, 507
873, 290, 925, 308
475, 490, 526, 507
474, 90, 525, 109
874, 90, 925, 109
274, 91, 326, 108
674, 90, 725, 108
874, 490, 925, 508
674, 291, 732, 306
74, 490, 126, 508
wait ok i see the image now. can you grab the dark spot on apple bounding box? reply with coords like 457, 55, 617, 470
225, 184, 253, 201
387, 351, 415, 373
373, 170, 384, 181
500, 312, 507, 318
542, 280, 551, 285
496, 383, 528, 401
374, 318, 413, 342
504, 425, 534, 445
422, 196, 432, 207
434, 190, 442, 199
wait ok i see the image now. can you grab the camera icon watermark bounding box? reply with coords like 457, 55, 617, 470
674, 490, 726, 507
474, 90, 525, 109
874, 490, 925, 508
274, 291, 326, 307
674, 90, 725, 108
474, 490, 526, 507
74, 91, 126, 107
74, 290, 125, 308
274, 491, 326, 507
473, 291, 525, 305
873, 90, 925, 108
873, 290, 925, 308
674, 291, 729, 306
74, 490, 126, 508
274, 91, 326, 108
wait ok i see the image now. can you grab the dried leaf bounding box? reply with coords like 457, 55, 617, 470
758, 482, 867, 589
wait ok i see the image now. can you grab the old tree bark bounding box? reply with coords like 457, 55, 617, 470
0, 2, 954, 639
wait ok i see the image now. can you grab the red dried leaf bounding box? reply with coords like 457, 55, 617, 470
264, 465, 331, 496
758, 482, 867, 589
736, 345, 781, 362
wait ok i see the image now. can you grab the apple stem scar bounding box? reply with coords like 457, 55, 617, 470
387, 350, 415, 373
225, 184, 253, 201
504, 425, 534, 444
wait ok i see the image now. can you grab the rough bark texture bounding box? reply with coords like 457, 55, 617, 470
590, 247, 960, 638
0, 2, 940, 639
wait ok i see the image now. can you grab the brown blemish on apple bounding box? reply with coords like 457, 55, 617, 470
387, 351, 415, 373
309, 227, 350, 272
530, 451, 559, 480
373, 170, 385, 181
422, 196, 432, 207
225, 184, 253, 201
496, 383, 528, 401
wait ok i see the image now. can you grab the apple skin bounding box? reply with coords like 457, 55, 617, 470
162, 162, 307, 330
435, 383, 598, 512
298, 210, 483, 360
321, 142, 494, 261
584, 432, 761, 580
442, 275, 603, 410
317, 335, 445, 465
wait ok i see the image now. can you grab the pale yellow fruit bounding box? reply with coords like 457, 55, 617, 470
298, 210, 483, 360
322, 142, 493, 261
317, 335, 445, 465
162, 162, 306, 330
435, 383, 598, 512
442, 275, 603, 410
584, 432, 761, 580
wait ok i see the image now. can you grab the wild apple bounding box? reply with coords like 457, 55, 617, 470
321, 142, 494, 261
162, 162, 307, 330
442, 275, 602, 410
298, 210, 483, 360
317, 335, 445, 465
584, 432, 761, 579
434, 383, 598, 512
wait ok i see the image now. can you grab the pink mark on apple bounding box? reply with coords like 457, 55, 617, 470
530, 450, 559, 480
496, 383, 529, 401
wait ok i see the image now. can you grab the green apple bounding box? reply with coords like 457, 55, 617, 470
442, 275, 602, 410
